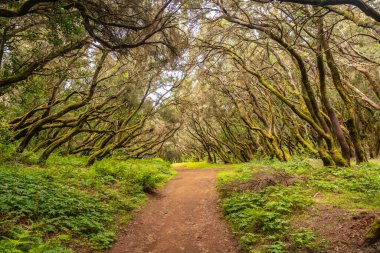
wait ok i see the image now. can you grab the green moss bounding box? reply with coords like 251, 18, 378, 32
365, 218, 380, 244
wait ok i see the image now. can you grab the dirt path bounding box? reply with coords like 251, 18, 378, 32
106, 168, 241, 253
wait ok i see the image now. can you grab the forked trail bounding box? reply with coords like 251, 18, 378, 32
106, 168, 240, 253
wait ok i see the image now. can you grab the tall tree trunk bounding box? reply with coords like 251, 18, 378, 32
323, 39, 368, 163
316, 16, 351, 165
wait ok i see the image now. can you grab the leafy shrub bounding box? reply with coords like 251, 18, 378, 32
290, 229, 316, 250
217, 158, 380, 252
91, 158, 174, 193
221, 185, 313, 252
267, 242, 285, 253
0, 142, 39, 164
240, 233, 260, 251
88, 231, 115, 249
0, 171, 113, 248
0, 226, 73, 253
0, 156, 175, 252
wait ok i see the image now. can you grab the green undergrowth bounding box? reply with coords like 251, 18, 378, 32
0, 153, 175, 252
216, 158, 380, 252
172, 161, 237, 169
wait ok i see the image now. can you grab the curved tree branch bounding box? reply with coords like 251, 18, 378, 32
0, 0, 57, 17
276, 0, 380, 23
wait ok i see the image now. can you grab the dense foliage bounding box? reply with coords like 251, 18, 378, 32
0, 153, 175, 252
215, 159, 380, 252
0, 0, 379, 165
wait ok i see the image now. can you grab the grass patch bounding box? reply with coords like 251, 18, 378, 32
222, 158, 380, 210
215, 158, 380, 252
172, 161, 236, 170
0, 154, 175, 252
220, 183, 317, 252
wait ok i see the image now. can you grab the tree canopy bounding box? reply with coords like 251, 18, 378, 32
1, 0, 379, 166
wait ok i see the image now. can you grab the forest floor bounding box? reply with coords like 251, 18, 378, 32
1, 154, 379, 253
104, 159, 380, 253
106, 168, 241, 253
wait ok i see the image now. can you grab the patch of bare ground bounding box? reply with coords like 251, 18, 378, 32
294, 205, 380, 253
217, 167, 300, 197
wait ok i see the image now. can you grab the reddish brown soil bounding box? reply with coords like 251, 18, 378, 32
296, 205, 380, 253
106, 168, 241, 253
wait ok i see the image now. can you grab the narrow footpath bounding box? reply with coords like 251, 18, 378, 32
106, 168, 241, 253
